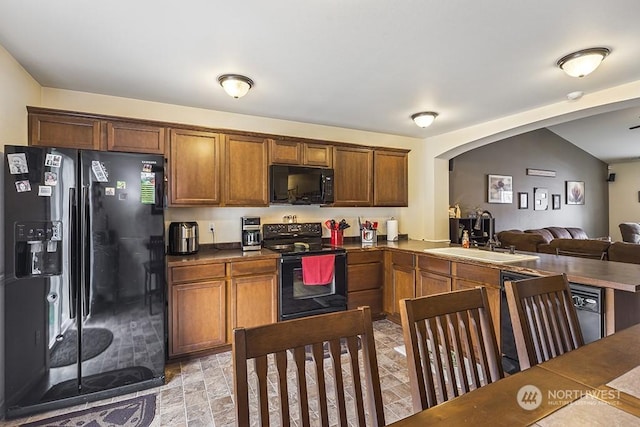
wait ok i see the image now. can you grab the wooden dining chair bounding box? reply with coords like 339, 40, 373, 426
233, 306, 385, 427
504, 273, 584, 370
399, 287, 504, 412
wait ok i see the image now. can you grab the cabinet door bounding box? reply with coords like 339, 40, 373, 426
169, 128, 221, 205
333, 146, 373, 206
170, 279, 226, 357
224, 134, 269, 206
392, 264, 415, 316
304, 143, 333, 167
231, 273, 278, 329
416, 270, 451, 297
106, 121, 166, 154
270, 139, 301, 165
374, 149, 408, 206
29, 113, 101, 150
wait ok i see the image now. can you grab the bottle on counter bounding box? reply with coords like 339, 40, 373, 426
462, 230, 470, 248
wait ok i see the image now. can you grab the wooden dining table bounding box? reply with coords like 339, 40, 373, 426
388, 323, 640, 426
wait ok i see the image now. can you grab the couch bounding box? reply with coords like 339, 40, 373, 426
497, 226, 611, 259
608, 241, 640, 264
619, 223, 640, 244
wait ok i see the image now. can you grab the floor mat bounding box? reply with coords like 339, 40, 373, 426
21, 393, 156, 427
42, 366, 155, 401
49, 328, 114, 368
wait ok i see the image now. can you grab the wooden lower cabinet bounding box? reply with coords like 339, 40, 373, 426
231, 274, 277, 328
385, 251, 416, 322
168, 258, 278, 358
170, 279, 226, 357
416, 255, 451, 297
347, 250, 384, 317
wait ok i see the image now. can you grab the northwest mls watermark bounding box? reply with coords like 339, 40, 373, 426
517, 385, 621, 410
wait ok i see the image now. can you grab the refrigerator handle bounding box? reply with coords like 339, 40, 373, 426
82, 186, 91, 317
69, 187, 78, 320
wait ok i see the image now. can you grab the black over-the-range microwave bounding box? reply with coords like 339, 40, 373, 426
269, 165, 334, 204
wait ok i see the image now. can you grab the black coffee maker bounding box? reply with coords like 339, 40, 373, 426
241, 217, 262, 251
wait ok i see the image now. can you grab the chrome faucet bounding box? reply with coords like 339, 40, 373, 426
474, 210, 495, 248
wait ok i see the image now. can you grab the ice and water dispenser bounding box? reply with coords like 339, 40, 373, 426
14, 221, 63, 277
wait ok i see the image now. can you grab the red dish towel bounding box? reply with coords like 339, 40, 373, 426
301, 254, 335, 285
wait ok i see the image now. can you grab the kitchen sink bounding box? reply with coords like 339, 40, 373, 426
423, 247, 539, 263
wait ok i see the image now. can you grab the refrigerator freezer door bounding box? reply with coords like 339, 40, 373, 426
3, 145, 79, 416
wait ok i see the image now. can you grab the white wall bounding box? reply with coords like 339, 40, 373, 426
0, 42, 42, 417
608, 161, 640, 241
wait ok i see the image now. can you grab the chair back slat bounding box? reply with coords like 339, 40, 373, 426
254, 355, 270, 426
400, 287, 504, 412
505, 273, 584, 370
274, 351, 290, 423
233, 307, 385, 426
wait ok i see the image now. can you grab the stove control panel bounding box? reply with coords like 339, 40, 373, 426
263, 222, 322, 239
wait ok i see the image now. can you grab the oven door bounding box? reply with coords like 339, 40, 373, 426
279, 252, 347, 321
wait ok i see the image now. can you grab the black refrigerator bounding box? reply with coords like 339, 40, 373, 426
3, 145, 165, 418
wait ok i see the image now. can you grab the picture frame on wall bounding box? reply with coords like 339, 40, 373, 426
566, 181, 585, 205
534, 187, 548, 210
552, 194, 561, 210
518, 192, 528, 209
488, 174, 513, 203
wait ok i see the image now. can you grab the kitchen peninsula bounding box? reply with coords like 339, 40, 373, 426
166, 240, 640, 359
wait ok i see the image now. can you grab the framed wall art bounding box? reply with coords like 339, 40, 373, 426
552, 194, 561, 210
488, 174, 513, 203
518, 192, 528, 209
566, 181, 585, 205
534, 187, 548, 210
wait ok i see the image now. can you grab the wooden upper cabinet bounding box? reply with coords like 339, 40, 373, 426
224, 134, 269, 206
374, 149, 408, 207
169, 128, 221, 206
303, 143, 332, 167
333, 146, 373, 206
106, 120, 165, 154
270, 139, 302, 165
29, 111, 101, 150
270, 139, 333, 168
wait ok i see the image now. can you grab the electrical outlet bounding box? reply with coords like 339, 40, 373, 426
209, 222, 215, 232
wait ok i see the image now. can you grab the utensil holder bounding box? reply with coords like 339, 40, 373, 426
361, 229, 376, 244
330, 229, 344, 246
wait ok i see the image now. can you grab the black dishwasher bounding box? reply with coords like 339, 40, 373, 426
499, 271, 604, 374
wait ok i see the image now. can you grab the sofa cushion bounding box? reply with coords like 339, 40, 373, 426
566, 227, 588, 239
497, 230, 546, 252
545, 227, 572, 239
524, 228, 554, 243
608, 241, 640, 264
619, 223, 640, 244
550, 239, 611, 259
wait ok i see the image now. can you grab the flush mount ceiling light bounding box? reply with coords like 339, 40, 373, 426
218, 74, 254, 98
556, 47, 610, 78
411, 111, 438, 128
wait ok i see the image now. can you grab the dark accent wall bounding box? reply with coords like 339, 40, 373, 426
449, 128, 609, 237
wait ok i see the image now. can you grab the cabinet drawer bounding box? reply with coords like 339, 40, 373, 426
348, 263, 383, 291
170, 263, 226, 283
348, 250, 384, 265
417, 255, 451, 275
453, 263, 500, 287
230, 259, 277, 276
391, 251, 415, 267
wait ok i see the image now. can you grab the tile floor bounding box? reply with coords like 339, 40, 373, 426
2, 319, 413, 426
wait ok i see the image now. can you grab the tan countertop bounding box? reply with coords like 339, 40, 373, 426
167, 239, 640, 292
